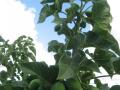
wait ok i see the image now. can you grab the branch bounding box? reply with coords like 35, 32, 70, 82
83, 5, 92, 13
80, 1, 87, 13
94, 73, 117, 79
60, 11, 67, 15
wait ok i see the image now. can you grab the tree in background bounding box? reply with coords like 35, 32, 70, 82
0, 36, 36, 89
1, 0, 120, 90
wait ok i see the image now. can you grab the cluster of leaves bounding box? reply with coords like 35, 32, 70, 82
1, 0, 120, 90
38, 0, 120, 90
0, 35, 36, 89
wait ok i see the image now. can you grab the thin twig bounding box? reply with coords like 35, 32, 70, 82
77, 73, 82, 84
60, 11, 67, 15
80, 1, 87, 13
83, 5, 93, 13
94, 73, 117, 79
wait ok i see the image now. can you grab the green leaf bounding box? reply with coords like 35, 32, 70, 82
80, 59, 100, 72
85, 31, 109, 50
3, 86, 12, 90
39, 4, 50, 23
48, 40, 64, 53
0, 36, 5, 42
11, 81, 28, 88
85, 31, 120, 55
100, 31, 120, 55
92, 0, 112, 32
38, 4, 54, 23
51, 82, 66, 90
65, 78, 83, 90
101, 31, 120, 55
86, 85, 99, 90
99, 84, 110, 90
72, 50, 87, 72
110, 85, 120, 90
12, 87, 24, 90
0, 86, 4, 90
0, 85, 13, 90
66, 33, 86, 50
95, 80, 110, 90
0, 71, 7, 81
57, 50, 87, 80
55, 25, 63, 35
48, 65, 59, 83
48, 40, 58, 52
53, 12, 65, 24
58, 63, 75, 80
54, 0, 64, 11
20, 62, 49, 80
20, 62, 59, 84
57, 54, 75, 80
65, 3, 79, 22
41, 0, 54, 4
94, 49, 115, 75
113, 59, 120, 74
94, 78, 102, 88
55, 24, 72, 36
38, 86, 44, 90
73, 33, 86, 49
25, 74, 38, 83
81, 71, 95, 82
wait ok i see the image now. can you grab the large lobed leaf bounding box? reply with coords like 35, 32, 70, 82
85, 31, 120, 55
92, 0, 112, 32
20, 62, 49, 81
20, 62, 59, 83
79, 59, 100, 72
57, 49, 100, 80
93, 49, 116, 75
57, 53, 75, 80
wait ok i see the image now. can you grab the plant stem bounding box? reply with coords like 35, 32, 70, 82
77, 73, 82, 84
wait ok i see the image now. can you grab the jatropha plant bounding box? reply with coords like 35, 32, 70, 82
0, 0, 120, 90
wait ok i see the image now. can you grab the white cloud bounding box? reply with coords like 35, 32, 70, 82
0, 0, 55, 65
108, 0, 120, 45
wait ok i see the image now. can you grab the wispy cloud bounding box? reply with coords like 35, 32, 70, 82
0, 0, 55, 65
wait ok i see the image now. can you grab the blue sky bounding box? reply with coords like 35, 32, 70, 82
20, 0, 65, 48
20, 0, 93, 48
